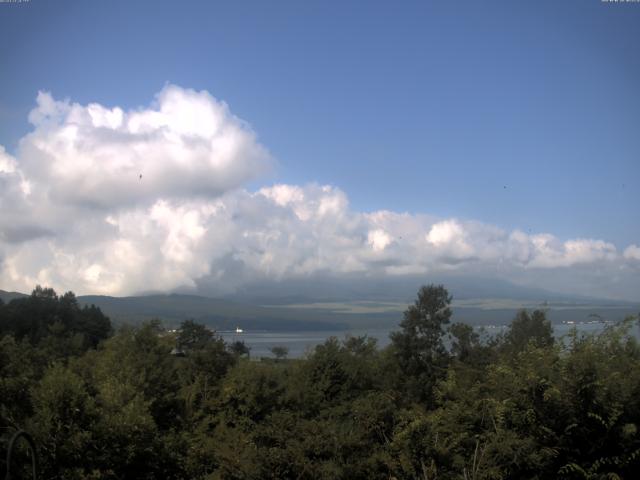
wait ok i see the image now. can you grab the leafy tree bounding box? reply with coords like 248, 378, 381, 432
448, 322, 478, 361
228, 340, 250, 358
76, 321, 185, 478
270, 345, 289, 360
178, 319, 214, 351
177, 327, 235, 420
389, 284, 452, 404
28, 364, 96, 479
2, 283, 640, 479
0, 286, 111, 354
503, 309, 554, 353
0, 335, 45, 425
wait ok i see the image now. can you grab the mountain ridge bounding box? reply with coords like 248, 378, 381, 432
3, 282, 638, 331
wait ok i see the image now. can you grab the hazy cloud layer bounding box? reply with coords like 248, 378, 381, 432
1, 87, 638, 300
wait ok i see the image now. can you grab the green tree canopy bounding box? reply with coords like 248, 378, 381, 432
178, 319, 214, 351
504, 309, 554, 353
390, 284, 452, 404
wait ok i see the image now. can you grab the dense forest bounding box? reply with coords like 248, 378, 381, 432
1, 285, 639, 479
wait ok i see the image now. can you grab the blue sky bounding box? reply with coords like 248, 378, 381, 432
1, 1, 639, 299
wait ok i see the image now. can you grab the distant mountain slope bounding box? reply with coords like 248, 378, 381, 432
77, 294, 350, 331
0, 289, 28, 303
221, 274, 637, 305
78, 292, 639, 332
4, 279, 638, 332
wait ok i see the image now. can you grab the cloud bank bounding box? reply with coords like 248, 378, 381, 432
1, 86, 639, 300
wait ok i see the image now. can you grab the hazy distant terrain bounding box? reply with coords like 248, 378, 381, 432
3, 282, 638, 332
77, 294, 350, 331
0, 289, 28, 303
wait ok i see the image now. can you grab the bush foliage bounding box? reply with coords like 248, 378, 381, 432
1, 285, 639, 479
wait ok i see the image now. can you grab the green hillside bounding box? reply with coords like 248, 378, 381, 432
77, 293, 351, 331
0, 289, 28, 303
4, 288, 638, 332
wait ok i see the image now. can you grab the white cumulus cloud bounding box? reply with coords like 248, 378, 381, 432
624, 244, 640, 261
18, 85, 271, 209
0, 86, 639, 300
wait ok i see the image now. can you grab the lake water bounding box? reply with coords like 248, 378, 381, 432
219, 322, 632, 359
219, 328, 393, 358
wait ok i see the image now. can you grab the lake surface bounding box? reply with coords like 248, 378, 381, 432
219, 328, 393, 358
219, 322, 633, 359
